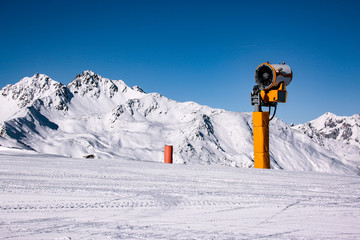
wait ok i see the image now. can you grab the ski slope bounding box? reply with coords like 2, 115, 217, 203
1, 150, 359, 239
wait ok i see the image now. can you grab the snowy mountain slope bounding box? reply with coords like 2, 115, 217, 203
0, 73, 63, 122
66, 70, 146, 115
293, 112, 360, 148
292, 113, 360, 167
0, 71, 359, 174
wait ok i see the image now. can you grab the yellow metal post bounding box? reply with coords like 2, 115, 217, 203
253, 111, 270, 169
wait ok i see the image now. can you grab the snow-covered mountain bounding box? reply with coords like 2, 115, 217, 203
0, 71, 359, 174
292, 112, 360, 148
0, 73, 63, 121
291, 112, 360, 169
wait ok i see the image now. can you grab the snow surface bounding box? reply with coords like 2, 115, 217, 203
0, 150, 360, 239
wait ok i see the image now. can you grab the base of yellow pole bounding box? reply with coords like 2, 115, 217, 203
253, 111, 270, 169
254, 153, 270, 168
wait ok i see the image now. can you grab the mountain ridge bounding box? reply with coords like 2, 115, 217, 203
0, 71, 359, 175
293, 112, 360, 148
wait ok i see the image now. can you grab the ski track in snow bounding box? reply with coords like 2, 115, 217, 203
0, 152, 360, 239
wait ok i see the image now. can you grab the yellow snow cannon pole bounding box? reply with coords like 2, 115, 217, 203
253, 111, 270, 169
250, 62, 293, 169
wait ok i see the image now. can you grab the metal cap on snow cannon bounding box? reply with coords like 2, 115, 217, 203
255, 62, 293, 90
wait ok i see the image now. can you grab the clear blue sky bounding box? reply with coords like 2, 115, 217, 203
1, 0, 359, 124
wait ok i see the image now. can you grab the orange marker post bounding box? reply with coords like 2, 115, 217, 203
164, 145, 173, 164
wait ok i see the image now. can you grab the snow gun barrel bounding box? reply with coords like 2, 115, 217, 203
255, 62, 292, 91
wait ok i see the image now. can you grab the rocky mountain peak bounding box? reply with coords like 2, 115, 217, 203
68, 70, 119, 98
71, 70, 103, 87
292, 112, 360, 148
132, 85, 146, 93
0, 73, 61, 108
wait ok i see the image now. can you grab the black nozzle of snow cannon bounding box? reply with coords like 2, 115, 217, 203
255, 65, 274, 90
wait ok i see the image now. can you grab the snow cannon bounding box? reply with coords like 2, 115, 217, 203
251, 62, 293, 169
251, 62, 293, 111
255, 62, 292, 91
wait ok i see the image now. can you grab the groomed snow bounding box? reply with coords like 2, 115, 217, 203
1, 150, 359, 239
